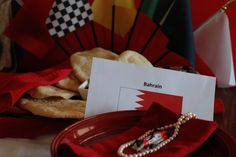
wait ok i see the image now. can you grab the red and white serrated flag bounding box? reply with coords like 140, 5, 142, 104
194, 9, 236, 87
117, 88, 182, 114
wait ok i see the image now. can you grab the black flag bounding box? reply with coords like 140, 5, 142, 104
154, 0, 195, 66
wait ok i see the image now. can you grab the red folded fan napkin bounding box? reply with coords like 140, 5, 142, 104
58, 103, 218, 157
0, 61, 71, 113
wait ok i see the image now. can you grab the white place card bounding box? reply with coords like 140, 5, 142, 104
86, 58, 216, 121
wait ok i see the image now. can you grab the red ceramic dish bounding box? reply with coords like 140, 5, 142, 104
51, 110, 236, 157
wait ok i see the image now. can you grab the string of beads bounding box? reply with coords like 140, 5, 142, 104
117, 112, 197, 157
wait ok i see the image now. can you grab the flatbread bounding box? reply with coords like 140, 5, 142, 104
70, 47, 118, 82
18, 98, 86, 119
78, 80, 89, 100
55, 72, 81, 92
27, 85, 79, 99
117, 50, 153, 67
78, 88, 88, 100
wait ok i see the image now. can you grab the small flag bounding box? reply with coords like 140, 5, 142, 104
194, 9, 236, 87
191, 0, 236, 82
92, 0, 136, 37
5, 0, 69, 60
137, 90, 182, 113
46, 0, 93, 38
153, 0, 195, 66
116, 87, 183, 114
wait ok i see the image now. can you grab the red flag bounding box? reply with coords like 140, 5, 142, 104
4, 0, 97, 70
5, 0, 56, 58
136, 90, 183, 113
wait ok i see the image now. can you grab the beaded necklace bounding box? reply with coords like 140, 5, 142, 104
117, 112, 197, 157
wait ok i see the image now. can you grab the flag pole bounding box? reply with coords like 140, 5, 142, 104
87, 0, 98, 47
90, 21, 98, 47
73, 32, 85, 50
125, 0, 144, 50
110, 0, 116, 51
140, 0, 176, 54
153, 0, 236, 68
54, 38, 70, 57
152, 50, 171, 65
221, 0, 235, 10
140, 27, 160, 54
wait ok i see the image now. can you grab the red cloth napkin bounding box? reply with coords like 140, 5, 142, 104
214, 98, 225, 114
0, 61, 71, 113
0, 61, 73, 138
58, 103, 218, 157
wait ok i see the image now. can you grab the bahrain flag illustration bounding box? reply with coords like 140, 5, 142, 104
117, 87, 183, 114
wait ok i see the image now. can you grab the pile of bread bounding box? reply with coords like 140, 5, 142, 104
15, 48, 153, 119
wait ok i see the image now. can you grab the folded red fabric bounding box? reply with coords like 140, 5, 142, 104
214, 98, 225, 114
0, 61, 71, 113
58, 103, 218, 157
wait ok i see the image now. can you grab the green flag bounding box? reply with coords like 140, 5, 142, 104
141, 0, 159, 18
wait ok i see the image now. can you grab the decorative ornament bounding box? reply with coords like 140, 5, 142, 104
117, 112, 197, 157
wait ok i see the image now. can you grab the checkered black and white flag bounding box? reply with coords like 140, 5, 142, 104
46, 0, 93, 38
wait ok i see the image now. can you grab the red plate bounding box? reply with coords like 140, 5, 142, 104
51, 110, 236, 157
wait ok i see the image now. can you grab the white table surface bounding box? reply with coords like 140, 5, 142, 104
0, 135, 55, 157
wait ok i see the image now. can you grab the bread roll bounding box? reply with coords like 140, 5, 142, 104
70, 47, 118, 82
117, 50, 153, 67
27, 85, 79, 99
55, 72, 81, 92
